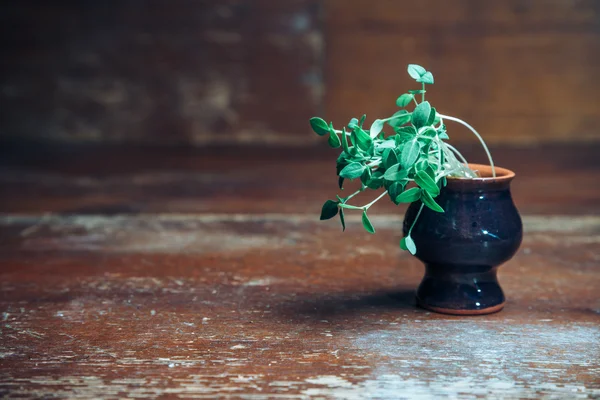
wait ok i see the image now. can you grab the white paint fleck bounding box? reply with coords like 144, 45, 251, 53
150, 310, 156, 316
346, 321, 600, 399
243, 277, 283, 287
306, 375, 353, 388
230, 345, 246, 350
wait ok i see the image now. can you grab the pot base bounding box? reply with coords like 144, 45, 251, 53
417, 298, 505, 315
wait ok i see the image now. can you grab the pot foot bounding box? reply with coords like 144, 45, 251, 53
415, 264, 506, 315
417, 298, 505, 315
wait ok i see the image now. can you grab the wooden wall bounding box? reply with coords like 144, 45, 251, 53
324, 0, 600, 145
1, 0, 599, 146
0, 0, 322, 145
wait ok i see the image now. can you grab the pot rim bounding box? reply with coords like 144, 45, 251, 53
448, 163, 515, 182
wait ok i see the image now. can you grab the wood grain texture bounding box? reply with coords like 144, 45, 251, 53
0, 143, 599, 397
0, 143, 599, 215
324, 0, 600, 144
0, 0, 322, 145
0, 214, 599, 398
2, 1, 599, 146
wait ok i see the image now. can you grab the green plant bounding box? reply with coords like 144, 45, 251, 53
310, 64, 496, 255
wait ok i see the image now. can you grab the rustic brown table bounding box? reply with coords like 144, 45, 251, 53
1, 143, 599, 398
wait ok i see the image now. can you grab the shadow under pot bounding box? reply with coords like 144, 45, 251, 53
403, 164, 522, 315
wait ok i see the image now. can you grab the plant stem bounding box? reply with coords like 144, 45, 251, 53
341, 190, 389, 211
365, 190, 389, 209
421, 83, 425, 102
334, 129, 352, 136
338, 204, 363, 210
408, 203, 425, 235
435, 169, 458, 181
345, 189, 362, 202
444, 142, 469, 165
438, 114, 496, 177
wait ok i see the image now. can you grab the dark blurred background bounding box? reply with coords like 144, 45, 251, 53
0, 0, 599, 214
1, 0, 598, 146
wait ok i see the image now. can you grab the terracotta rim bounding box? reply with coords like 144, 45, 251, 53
417, 299, 505, 316
448, 163, 515, 182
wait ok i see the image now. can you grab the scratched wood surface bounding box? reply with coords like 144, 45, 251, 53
0, 142, 599, 215
0, 144, 599, 398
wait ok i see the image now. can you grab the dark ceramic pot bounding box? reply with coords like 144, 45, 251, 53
403, 164, 522, 315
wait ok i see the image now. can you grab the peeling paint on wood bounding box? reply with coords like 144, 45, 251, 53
0, 212, 599, 398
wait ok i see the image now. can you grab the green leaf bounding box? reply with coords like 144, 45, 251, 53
341, 127, 350, 153
383, 148, 398, 169
339, 162, 366, 179
328, 131, 341, 148
339, 208, 346, 231
415, 170, 440, 196
376, 139, 395, 150
400, 237, 408, 251
352, 127, 373, 152
348, 118, 359, 130
383, 163, 408, 181
387, 110, 411, 128
369, 119, 384, 138
359, 114, 367, 127
412, 101, 431, 129
421, 190, 444, 213
362, 210, 375, 234
426, 107, 437, 126
310, 117, 330, 136
400, 139, 422, 168
338, 176, 344, 189
407, 64, 427, 81
328, 122, 341, 148
320, 200, 339, 220
404, 235, 417, 255
425, 165, 437, 181
366, 171, 384, 190
417, 127, 437, 141
438, 131, 449, 140
415, 160, 429, 175
417, 71, 434, 84
360, 167, 372, 185
388, 181, 405, 204
418, 126, 436, 136
395, 125, 417, 142
396, 93, 414, 108
336, 157, 348, 176
396, 187, 421, 203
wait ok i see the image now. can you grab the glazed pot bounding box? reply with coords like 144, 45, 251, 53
402, 164, 522, 315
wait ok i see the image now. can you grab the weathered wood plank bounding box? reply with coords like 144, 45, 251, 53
0, 214, 599, 398
0, 0, 323, 145
324, 0, 600, 144
2, 1, 599, 147
0, 143, 598, 214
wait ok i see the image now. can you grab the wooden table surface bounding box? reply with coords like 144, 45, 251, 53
0, 143, 599, 399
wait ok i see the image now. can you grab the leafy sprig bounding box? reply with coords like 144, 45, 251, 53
311, 64, 495, 255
